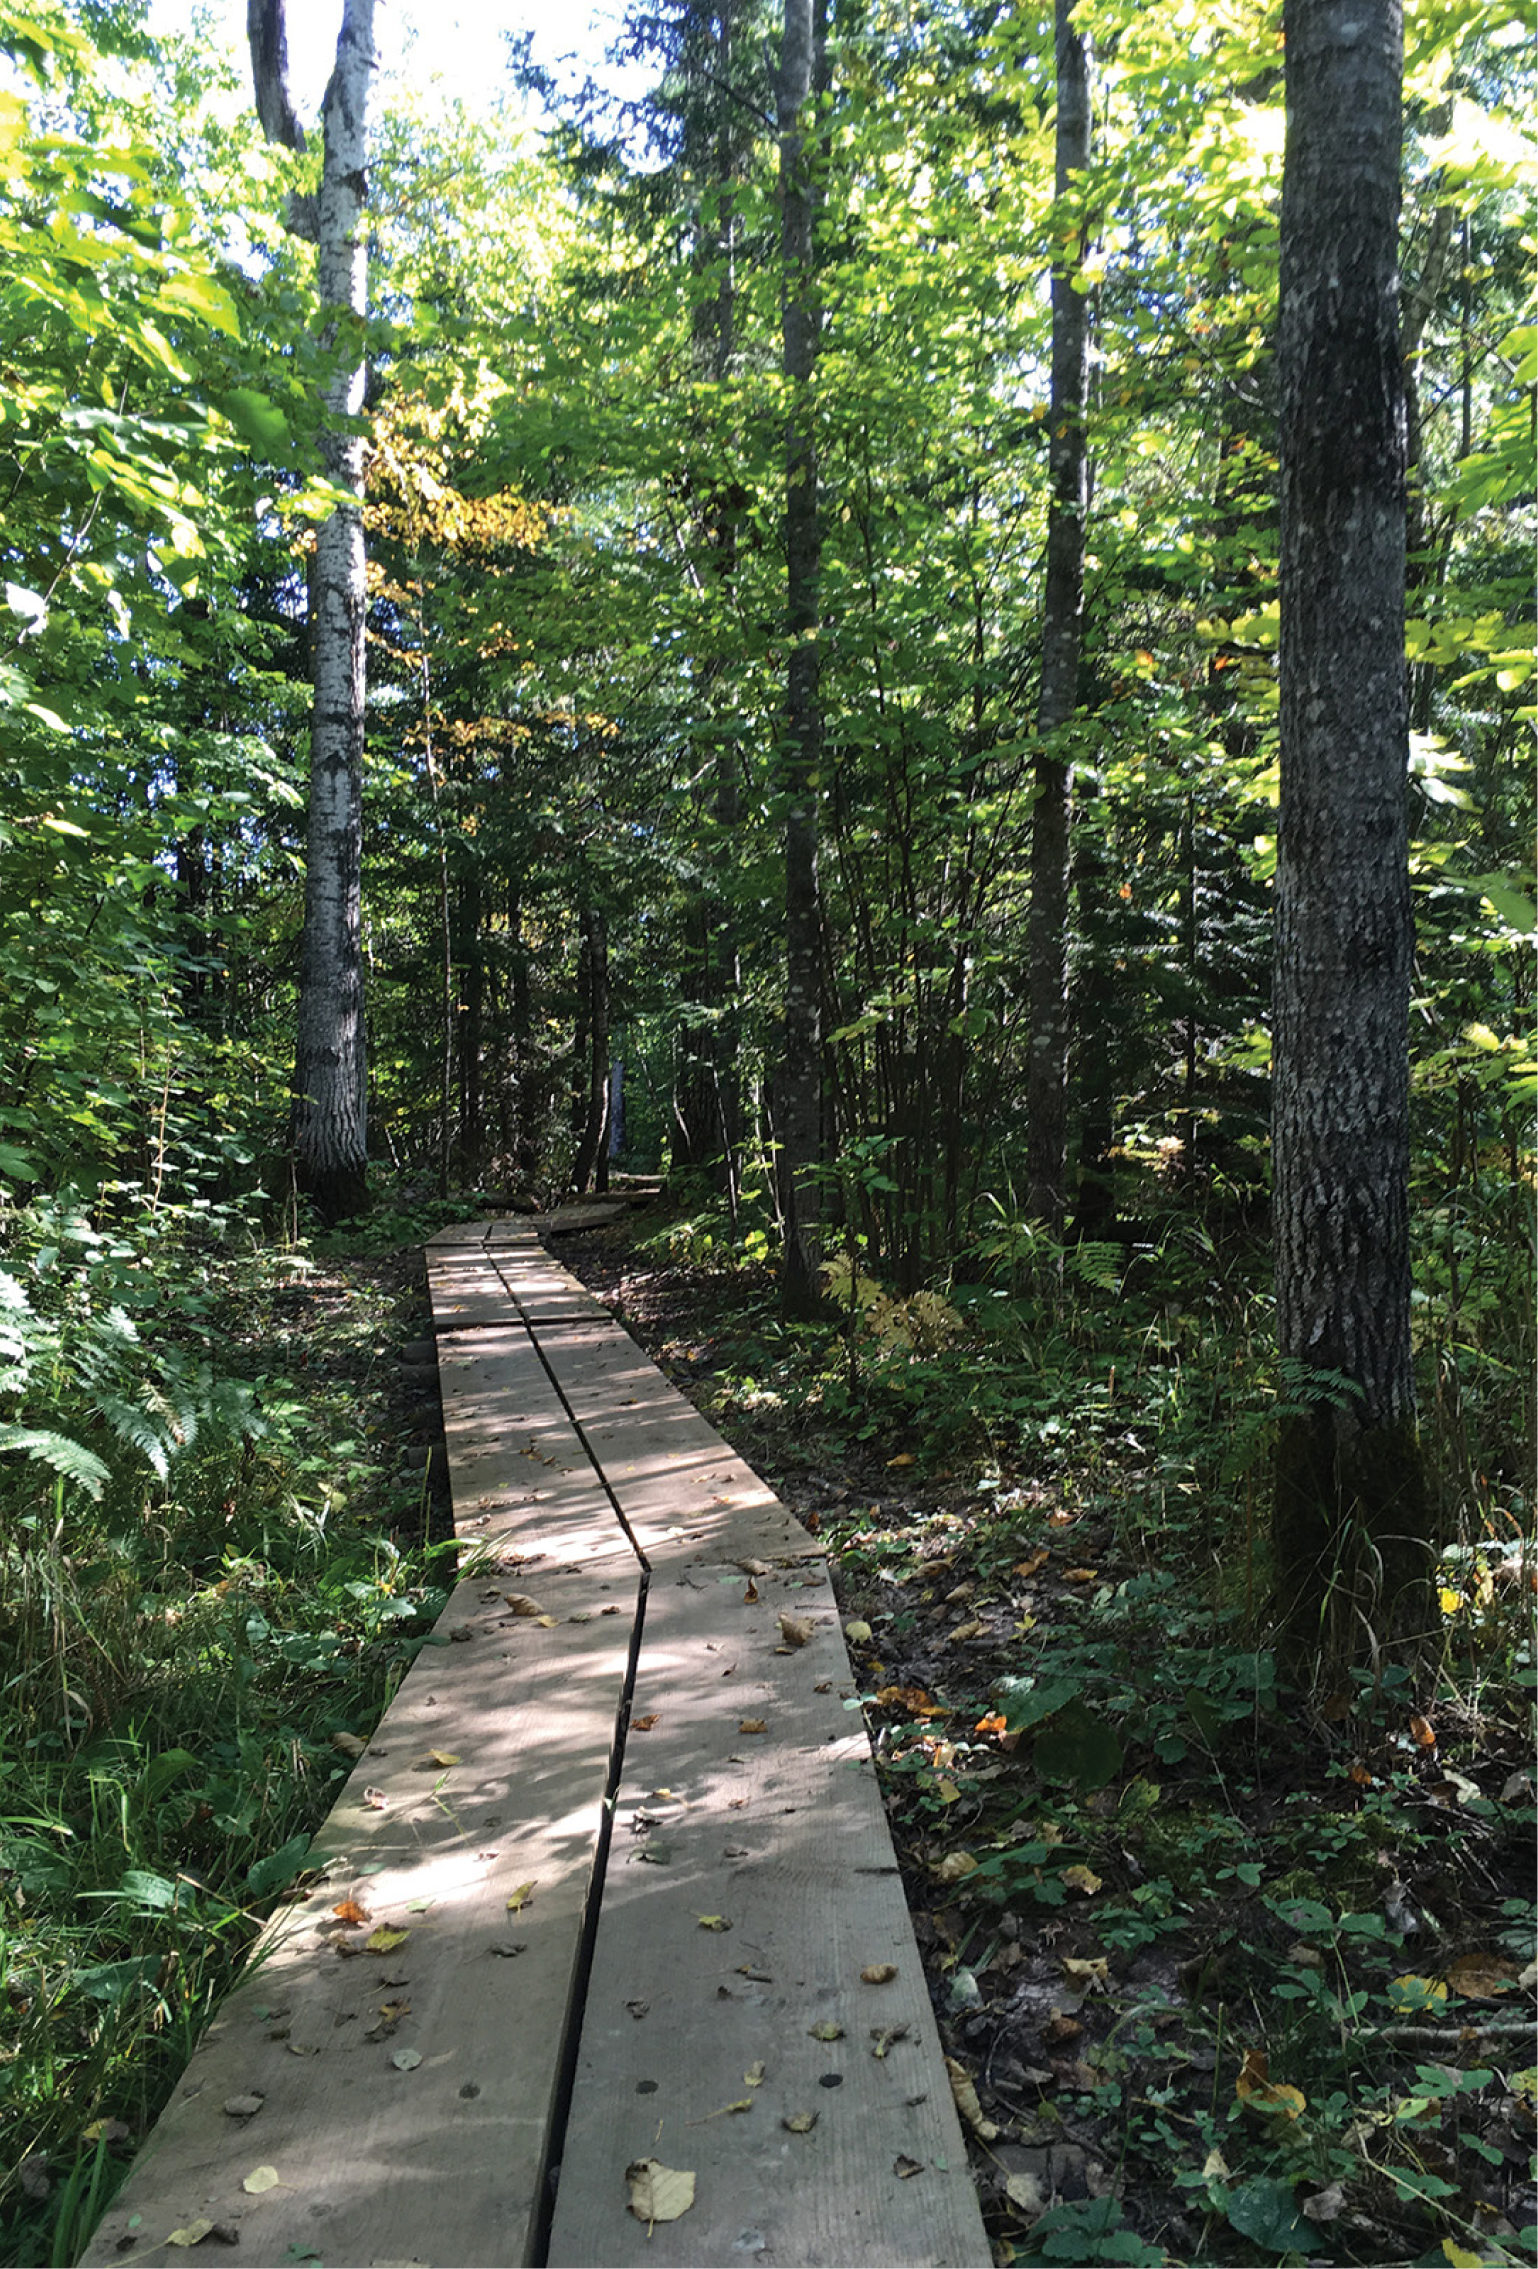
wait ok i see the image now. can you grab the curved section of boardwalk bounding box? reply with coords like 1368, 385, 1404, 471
84, 1222, 988, 2269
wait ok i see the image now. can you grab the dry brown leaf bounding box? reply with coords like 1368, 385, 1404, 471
1014, 1550, 1050, 1579
808, 2020, 844, 2042
364, 1926, 410, 1954
893, 2154, 924, 2178
946, 1617, 985, 1643
738, 1717, 767, 1735
736, 1558, 770, 1576
1048, 1509, 1074, 1527
778, 1614, 814, 1647
871, 2023, 910, 2059
1063, 1568, 1099, 1585
241, 2166, 282, 2195
1005, 2170, 1045, 2218
625, 2158, 695, 2226
887, 1453, 916, 1468
222, 2096, 264, 2119
631, 1713, 660, 1732
505, 1882, 536, 1914
861, 1963, 899, 1984
876, 1684, 945, 1717
742, 1580, 760, 1604
503, 1593, 546, 1617
945, 2056, 999, 2140
1443, 1951, 1519, 2001
1235, 2047, 1306, 2122
1409, 1713, 1437, 1748
736, 1964, 773, 1982
1061, 1956, 1110, 1990
782, 2112, 819, 2134
331, 1731, 367, 1759
1043, 2012, 1083, 2044
332, 1897, 371, 1925
931, 1851, 978, 1885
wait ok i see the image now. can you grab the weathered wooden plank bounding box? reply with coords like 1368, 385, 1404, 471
434, 1323, 629, 1567
549, 1556, 989, 2267
82, 1559, 637, 2269
529, 1319, 814, 1569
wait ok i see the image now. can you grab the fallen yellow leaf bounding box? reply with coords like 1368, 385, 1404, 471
697, 1914, 732, 1931
887, 1453, 916, 1467
945, 2056, 1000, 2141
782, 2111, 818, 2133
504, 1593, 546, 1617
1063, 1568, 1099, 1584
778, 1614, 813, 1647
744, 2061, 766, 2086
505, 1882, 536, 1914
242, 2166, 282, 2195
737, 1717, 767, 1734
428, 1749, 461, 1768
931, 1851, 978, 1885
1061, 1865, 1103, 1897
843, 1619, 873, 1644
1388, 1973, 1448, 2012
166, 2221, 215, 2247
363, 1926, 409, 1954
625, 2158, 695, 2226
1061, 1956, 1110, 1989
808, 2020, 844, 2041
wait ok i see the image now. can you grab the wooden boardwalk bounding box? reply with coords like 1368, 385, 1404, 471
84, 1222, 988, 2269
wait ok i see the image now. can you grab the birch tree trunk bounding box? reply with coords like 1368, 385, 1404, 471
1025, 0, 1091, 1234
776, 0, 827, 1320
1272, 0, 1432, 1672
249, 0, 374, 1223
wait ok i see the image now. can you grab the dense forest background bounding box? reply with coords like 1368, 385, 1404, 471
0, 0, 1532, 2259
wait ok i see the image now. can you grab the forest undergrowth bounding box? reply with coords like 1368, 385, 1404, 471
0, 1194, 478, 2268
553, 1191, 1537, 2269
0, 1179, 1531, 2267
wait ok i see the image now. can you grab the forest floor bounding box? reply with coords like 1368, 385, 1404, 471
6, 1205, 1531, 2269
545, 1214, 1537, 2269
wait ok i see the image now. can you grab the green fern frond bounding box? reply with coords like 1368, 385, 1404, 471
0, 1423, 112, 1500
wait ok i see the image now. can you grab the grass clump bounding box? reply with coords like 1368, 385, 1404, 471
0, 1192, 454, 2267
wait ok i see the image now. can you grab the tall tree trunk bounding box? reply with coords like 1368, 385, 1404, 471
776, 0, 827, 1320
250, 0, 374, 1224
1273, 0, 1431, 1674
1025, 0, 1092, 1234
572, 909, 610, 1197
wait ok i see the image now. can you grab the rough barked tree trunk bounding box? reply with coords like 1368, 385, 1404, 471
1025, 0, 1091, 1234
249, 0, 374, 1223
776, 0, 827, 1320
673, 1, 747, 1203
1273, 0, 1432, 1674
